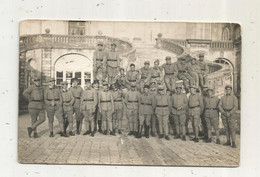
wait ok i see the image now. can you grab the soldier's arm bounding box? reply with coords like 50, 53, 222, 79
44, 89, 50, 106
145, 69, 152, 83
98, 91, 101, 109
230, 95, 238, 115
205, 63, 209, 75
173, 64, 178, 77
23, 86, 33, 102
159, 64, 164, 72
183, 95, 188, 109
199, 95, 204, 114
103, 52, 107, 67
69, 91, 75, 105
110, 92, 114, 111
167, 96, 172, 113
218, 98, 225, 114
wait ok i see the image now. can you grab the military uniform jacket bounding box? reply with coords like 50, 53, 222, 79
171, 93, 188, 115
115, 74, 127, 86
197, 61, 209, 74
126, 70, 140, 84
139, 93, 154, 115
154, 94, 172, 116
151, 67, 162, 80
218, 94, 238, 116
125, 90, 140, 110
160, 63, 178, 76
188, 63, 201, 74
61, 89, 75, 112
81, 88, 98, 111
93, 50, 107, 67
107, 51, 119, 68
112, 90, 124, 110
203, 96, 219, 118
177, 61, 189, 73
44, 87, 62, 109
139, 67, 152, 81
69, 86, 83, 108
23, 85, 44, 109
188, 93, 204, 116
99, 90, 114, 111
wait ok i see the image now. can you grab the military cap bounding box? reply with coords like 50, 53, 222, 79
199, 53, 204, 57
33, 76, 41, 82
119, 67, 125, 71
158, 85, 165, 90
225, 85, 232, 90
144, 61, 150, 65
189, 84, 197, 89
48, 78, 55, 82
150, 81, 156, 86
175, 82, 183, 89
165, 56, 171, 60
130, 83, 136, 87
103, 81, 109, 86
144, 85, 150, 89
130, 63, 135, 67
111, 43, 117, 46
71, 77, 79, 82
61, 81, 68, 85
97, 41, 104, 46
191, 57, 197, 61
154, 59, 160, 64
207, 86, 215, 91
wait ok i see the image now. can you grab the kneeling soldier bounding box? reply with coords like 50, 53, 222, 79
61, 81, 75, 136
44, 78, 67, 137
99, 81, 114, 135
154, 85, 172, 140
218, 85, 238, 148
203, 87, 220, 144
171, 82, 188, 141
188, 84, 204, 142
137, 85, 154, 138
81, 80, 98, 137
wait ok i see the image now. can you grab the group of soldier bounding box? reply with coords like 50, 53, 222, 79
22, 42, 239, 148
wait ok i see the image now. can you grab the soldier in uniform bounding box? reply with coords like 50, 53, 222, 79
69, 78, 83, 135
200, 85, 209, 140
81, 80, 98, 137
137, 85, 154, 138
125, 83, 140, 136
149, 81, 158, 137
150, 59, 163, 85
197, 54, 209, 87
203, 86, 220, 144
188, 57, 200, 88
60, 81, 75, 136
139, 61, 152, 93
159, 56, 178, 93
177, 55, 194, 93
107, 43, 120, 84
126, 63, 140, 89
98, 81, 114, 135
93, 41, 107, 81
188, 84, 204, 142
23, 77, 46, 138
115, 67, 127, 88
111, 83, 124, 135
154, 85, 172, 140
218, 85, 238, 148
171, 82, 188, 141
44, 78, 67, 137
92, 80, 102, 133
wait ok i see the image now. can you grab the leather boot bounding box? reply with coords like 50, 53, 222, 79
33, 132, 39, 138
128, 131, 133, 136
103, 130, 107, 135
145, 126, 150, 138
91, 131, 95, 137
216, 139, 220, 144
182, 135, 186, 141
64, 119, 69, 134
118, 129, 122, 135
49, 131, 54, 137
83, 130, 91, 135
27, 127, 33, 138
69, 131, 75, 136
232, 142, 237, 148
60, 132, 68, 137
224, 140, 231, 146
76, 121, 80, 135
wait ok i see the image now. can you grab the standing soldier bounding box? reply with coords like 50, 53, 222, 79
44, 78, 67, 137
81, 80, 98, 137
203, 86, 220, 144
139, 61, 152, 93
98, 81, 114, 135
23, 77, 46, 138
149, 81, 158, 137
197, 54, 209, 87
218, 85, 238, 148
188, 84, 204, 142
188, 57, 200, 88
150, 59, 163, 85
60, 81, 75, 136
154, 85, 172, 140
111, 83, 124, 135
107, 43, 120, 84
93, 80, 102, 133
115, 67, 127, 88
160, 56, 178, 94
177, 55, 194, 93
200, 85, 209, 140
137, 85, 154, 138
93, 41, 107, 81
126, 63, 140, 89
125, 83, 140, 136
171, 83, 188, 141
69, 78, 83, 135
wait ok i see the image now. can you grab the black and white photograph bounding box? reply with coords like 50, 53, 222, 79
18, 20, 241, 166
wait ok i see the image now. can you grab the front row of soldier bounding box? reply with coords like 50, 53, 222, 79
23, 76, 238, 148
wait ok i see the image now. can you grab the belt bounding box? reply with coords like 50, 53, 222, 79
129, 80, 136, 82
206, 108, 217, 110
179, 71, 187, 73
32, 100, 42, 102
189, 105, 200, 109
114, 100, 122, 102
156, 105, 168, 107
224, 108, 233, 112
172, 106, 181, 110
128, 100, 138, 103
83, 99, 94, 102
151, 76, 159, 78
47, 99, 60, 101
75, 97, 81, 99
107, 59, 117, 61
141, 103, 152, 106
165, 73, 174, 75
141, 77, 147, 80
100, 100, 111, 103
96, 59, 103, 61
63, 101, 70, 103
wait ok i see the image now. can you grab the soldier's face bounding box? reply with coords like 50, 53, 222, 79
208, 90, 213, 96
130, 66, 135, 71
176, 88, 181, 94
144, 88, 149, 94
111, 45, 116, 50
190, 88, 196, 94
62, 84, 68, 90
159, 89, 164, 94
226, 88, 232, 95
103, 85, 108, 90
49, 81, 55, 88
98, 45, 103, 50
34, 81, 40, 87
73, 81, 78, 86
166, 60, 171, 64
144, 64, 149, 69
199, 56, 204, 61
131, 87, 135, 91
120, 69, 124, 74
85, 83, 91, 89
191, 60, 196, 64
154, 63, 159, 68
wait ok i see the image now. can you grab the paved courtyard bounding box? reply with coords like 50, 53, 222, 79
18, 114, 240, 166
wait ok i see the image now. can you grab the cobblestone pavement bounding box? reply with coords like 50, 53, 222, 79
18, 114, 240, 166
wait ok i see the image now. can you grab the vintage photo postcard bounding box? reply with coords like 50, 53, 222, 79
18, 20, 241, 166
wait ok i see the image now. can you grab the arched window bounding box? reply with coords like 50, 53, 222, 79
222, 27, 230, 41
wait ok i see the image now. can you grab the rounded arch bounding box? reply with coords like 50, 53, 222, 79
222, 27, 230, 41
214, 57, 234, 70
53, 52, 91, 66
